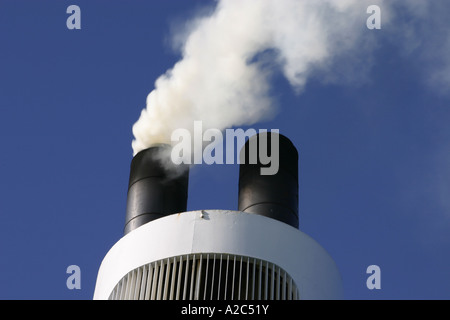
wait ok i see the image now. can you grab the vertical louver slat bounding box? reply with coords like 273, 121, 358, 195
144, 264, 153, 300
150, 262, 158, 300
235, 257, 243, 300
134, 267, 141, 299
162, 258, 170, 300
195, 255, 203, 300
264, 260, 269, 300
175, 256, 183, 300
270, 263, 275, 300
189, 255, 196, 300
276, 266, 280, 300
156, 260, 165, 300
258, 259, 262, 300
251, 258, 256, 300
245, 257, 250, 300
224, 255, 229, 299
122, 274, 130, 300
203, 254, 210, 300
231, 255, 236, 300
217, 254, 222, 300
109, 253, 299, 300
129, 269, 136, 300
169, 256, 177, 300
139, 265, 147, 300
118, 276, 126, 300
288, 277, 293, 300
210, 254, 216, 300
182, 257, 189, 300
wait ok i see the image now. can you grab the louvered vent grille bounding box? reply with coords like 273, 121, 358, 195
109, 253, 299, 300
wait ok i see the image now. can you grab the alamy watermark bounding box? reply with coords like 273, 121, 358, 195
66, 5, 81, 30
171, 121, 280, 176
66, 265, 81, 290
366, 265, 381, 290
366, 5, 381, 30
66, 5, 380, 31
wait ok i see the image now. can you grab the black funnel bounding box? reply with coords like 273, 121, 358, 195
238, 132, 299, 228
124, 144, 189, 235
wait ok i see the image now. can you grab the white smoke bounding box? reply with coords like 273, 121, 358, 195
131, 0, 450, 156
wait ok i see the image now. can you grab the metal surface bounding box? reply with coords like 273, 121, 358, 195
108, 253, 299, 300
124, 144, 189, 234
238, 132, 299, 228
94, 210, 343, 300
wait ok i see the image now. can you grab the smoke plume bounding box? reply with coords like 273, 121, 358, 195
131, 0, 450, 156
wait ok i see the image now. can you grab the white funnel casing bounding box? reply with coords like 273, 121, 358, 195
94, 133, 343, 300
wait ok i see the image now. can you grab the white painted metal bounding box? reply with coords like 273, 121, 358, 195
107, 253, 299, 300
94, 210, 343, 300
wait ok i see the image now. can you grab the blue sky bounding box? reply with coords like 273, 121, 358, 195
1, 0, 450, 299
